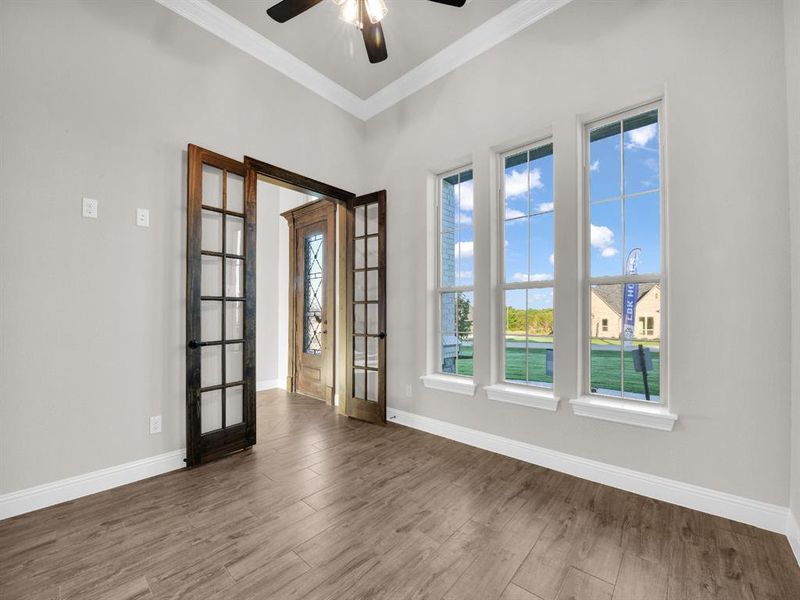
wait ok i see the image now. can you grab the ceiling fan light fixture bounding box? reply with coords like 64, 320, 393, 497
338, 0, 362, 29
364, 0, 387, 24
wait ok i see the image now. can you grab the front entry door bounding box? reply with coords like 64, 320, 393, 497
186, 145, 257, 467
285, 201, 336, 403
345, 191, 387, 424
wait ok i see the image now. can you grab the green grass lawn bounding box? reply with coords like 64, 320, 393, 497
590, 348, 660, 397
455, 345, 660, 398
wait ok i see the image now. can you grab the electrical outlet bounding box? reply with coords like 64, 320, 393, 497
136, 208, 150, 227
405, 384, 412, 397
82, 197, 98, 219
149, 415, 162, 435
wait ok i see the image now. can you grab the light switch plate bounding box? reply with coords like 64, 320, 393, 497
136, 208, 150, 228
149, 415, 162, 434
82, 197, 98, 219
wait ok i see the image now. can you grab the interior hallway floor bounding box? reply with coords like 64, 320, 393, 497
1, 389, 799, 600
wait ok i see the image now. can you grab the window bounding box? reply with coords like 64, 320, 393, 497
639, 316, 654, 337
437, 167, 474, 377
586, 103, 663, 403
501, 141, 554, 388
303, 233, 324, 355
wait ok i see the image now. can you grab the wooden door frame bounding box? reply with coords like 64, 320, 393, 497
282, 199, 336, 403
244, 157, 354, 413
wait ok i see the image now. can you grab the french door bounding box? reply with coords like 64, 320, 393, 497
345, 191, 387, 424
186, 145, 257, 467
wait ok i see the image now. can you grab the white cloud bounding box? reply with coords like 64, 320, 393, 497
458, 180, 474, 212
456, 240, 473, 259
458, 213, 472, 225
530, 168, 544, 190
590, 224, 618, 258
601, 247, 619, 258
512, 272, 551, 283
536, 202, 554, 213
505, 208, 525, 220
549, 253, 555, 265
625, 124, 657, 149
457, 270, 472, 280
505, 167, 544, 198
505, 170, 528, 197
590, 160, 600, 172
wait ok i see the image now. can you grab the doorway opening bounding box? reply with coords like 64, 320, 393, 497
185, 146, 386, 467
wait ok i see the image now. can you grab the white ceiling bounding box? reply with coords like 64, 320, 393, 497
157, 0, 571, 120
209, 0, 518, 99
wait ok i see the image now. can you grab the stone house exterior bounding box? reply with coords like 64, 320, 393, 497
591, 283, 661, 340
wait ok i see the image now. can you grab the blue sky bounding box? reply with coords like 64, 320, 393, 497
589, 120, 661, 277
447, 116, 660, 313
504, 150, 555, 309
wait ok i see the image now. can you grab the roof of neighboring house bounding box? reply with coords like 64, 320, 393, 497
592, 283, 659, 316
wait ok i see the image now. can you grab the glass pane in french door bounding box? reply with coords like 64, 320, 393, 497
200, 167, 248, 435
352, 201, 380, 404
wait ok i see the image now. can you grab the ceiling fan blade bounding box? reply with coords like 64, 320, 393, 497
362, 21, 388, 64
266, 0, 324, 23
428, 0, 467, 6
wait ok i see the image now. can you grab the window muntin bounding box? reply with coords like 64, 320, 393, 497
438, 168, 474, 377
303, 233, 324, 355
501, 142, 554, 389
586, 105, 663, 403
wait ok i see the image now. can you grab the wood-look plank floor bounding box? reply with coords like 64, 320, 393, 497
1, 389, 799, 600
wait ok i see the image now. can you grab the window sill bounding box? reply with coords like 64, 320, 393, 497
420, 374, 476, 397
570, 396, 677, 431
485, 384, 559, 412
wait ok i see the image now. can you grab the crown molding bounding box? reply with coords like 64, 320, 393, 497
153, 0, 368, 119
154, 0, 573, 122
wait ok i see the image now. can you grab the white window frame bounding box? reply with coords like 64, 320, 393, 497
434, 165, 474, 380
497, 139, 556, 391
576, 99, 674, 429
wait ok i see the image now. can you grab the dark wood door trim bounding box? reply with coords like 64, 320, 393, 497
245, 156, 355, 203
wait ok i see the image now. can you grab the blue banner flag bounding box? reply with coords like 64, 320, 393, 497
622, 249, 641, 340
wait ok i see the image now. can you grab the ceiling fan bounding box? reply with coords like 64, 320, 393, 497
266, 0, 467, 64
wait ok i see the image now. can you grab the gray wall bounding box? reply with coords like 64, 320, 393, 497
0, 0, 796, 511
364, 0, 792, 505
0, 0, 364, 493
786, 0, 800, 519
255, 180, 280, 388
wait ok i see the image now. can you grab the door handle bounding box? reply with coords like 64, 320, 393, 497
188, 340, 201, 349
378, 332, 386, 340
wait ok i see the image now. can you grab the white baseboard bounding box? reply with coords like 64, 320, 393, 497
387, 407, 790, 535
788, 511, 800, 567
0, 449, 186, 521
257, 379, 283, 391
